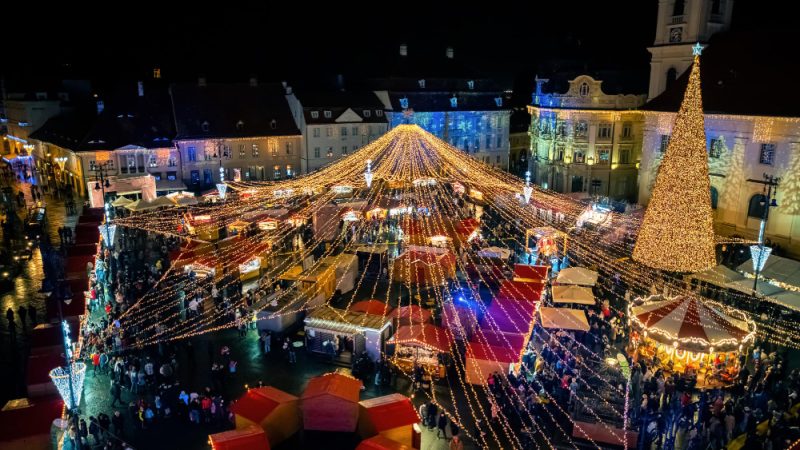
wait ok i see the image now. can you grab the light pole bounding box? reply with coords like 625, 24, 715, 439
748, 173, 780, 292
91, 162, 114, 286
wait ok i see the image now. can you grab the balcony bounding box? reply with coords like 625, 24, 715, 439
670, 15, 685, 24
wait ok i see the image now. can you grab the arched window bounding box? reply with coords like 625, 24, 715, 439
748, 194, 768, 219
710, 187, 719, 209
666, 68, 677, 91
579, 82, 590, 97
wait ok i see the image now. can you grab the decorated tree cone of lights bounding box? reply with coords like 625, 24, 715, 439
633, 48, 717, 273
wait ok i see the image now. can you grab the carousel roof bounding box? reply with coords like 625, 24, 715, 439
629, 295, 756, 349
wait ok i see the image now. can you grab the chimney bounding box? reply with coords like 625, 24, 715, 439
137, 81, 144, 97
399, 43, 408, 56
446, 46, 454, 59
249, 76, 258, 87
198, 76, 207, 87
96, 100, 105, 114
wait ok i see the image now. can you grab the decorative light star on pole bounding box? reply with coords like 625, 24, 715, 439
49, 362, 86, 410
217, 183, 228, 200
692, 42, 704, 56
364, 159, 373, 188
523, 170, 533, 204
750, 245, 772, 273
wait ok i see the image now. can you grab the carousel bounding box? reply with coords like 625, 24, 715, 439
628, 294, 757, 387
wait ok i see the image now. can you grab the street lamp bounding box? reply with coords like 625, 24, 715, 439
747, 173, 780, 292
91, 162, 115, 285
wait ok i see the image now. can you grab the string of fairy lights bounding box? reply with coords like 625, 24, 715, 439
112, 98, 799, 447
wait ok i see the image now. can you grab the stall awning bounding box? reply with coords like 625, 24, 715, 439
350, 300, 394, 316
513, 264, 549, 282
539, 307, 590, 331
689, 264, 745, 286
555, 267, 599, 287
497, 280, 545, 303
359, 394, 420, 432
725, 279, 783, 296
389, 305, 433, 323
388, 324, 453, 353
305, 306, 391, 334
551, 285, 595, 305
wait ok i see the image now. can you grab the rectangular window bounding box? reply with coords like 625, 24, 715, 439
619, 147, 631, 164
759, 143, 775, 165
324, 110, 332, 118
314, 147, 320, 158
224, 145, 232, 159
326, 127, 333, 137
574, 121, 588, 138
252, 144, 260, 157
148, 154, 158, 168
286, 142, 293, 155
190, 170, 200, 184
167, 156, 177, 167
127, 155, 136, 169
573, 146, 586, 163
368, 126, 373, 136
496, 155, 501, 164
496, 135, 502, 148
340, 127, 347, 137
310, 111, 319, 119
598, 123, 612, 139
352, 126, 359, 136
313, 127, 321, 138
621, 122, 632, 139
376, 110, 383, 117
187, 146, 197, 162
270, 142, 277, 157
597, 146, 611, 164
167, 171, 177, 181
352, 145, 358, 152
709, 138, 723, 158
239, 144, 245, 159
363, 110, 371, 118
152, 172, 162, 181
273, 165, 281, 179
326, 148, 333, 158
286, 164, 293, 177
342, 146, 348, 156
203, 169, 212, 184
659, 135, 670, 153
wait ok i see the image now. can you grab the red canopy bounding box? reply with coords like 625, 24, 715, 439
497, 280, 545, 302
302, 373, 362, 402
209, 425, 270, 450
65, 254, 94, 276
0, 397, 64, 443
472, 329, 527, 353
483, 298, 537, 335
389, 305, 432, 323
74, 223, 100, 245
350, 300, 394, 316
454, 218, 480, 239
26, 352, 64, 386
46, 291, 86, 320
388, 324, 453, 353
66, 243, 98, 257
467, 342, 521, 364
356, 435, 413, 450
513, 264, 549, 281
359, 394, 419, 432
231, 387, 298, 425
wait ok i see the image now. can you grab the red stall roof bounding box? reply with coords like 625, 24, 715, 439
472, 329, 527, 353
26, 352, 64, 386
231, 387, 298, 424
350, 300, 394, 317
66, 243, 98, 257
74, 223, 100, 245
302, 373, 362, 402
0, 397, 64, 442
497, 280, 545, 303
467, 342, 522, 364
209, 425, 270, 450
389, 305, 433, 323
513, 264, 549, 282
46, 291, 86, 320
359, 394, 419, 432
356, 435, 413, 450
388, 324, 453, 353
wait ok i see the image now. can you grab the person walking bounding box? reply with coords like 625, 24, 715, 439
110, 381, 123, 407
16, 305, 26, 328
437, 413, 449, 439
112, 410, 124, 437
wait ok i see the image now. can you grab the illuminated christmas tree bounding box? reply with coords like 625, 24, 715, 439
633, 44, 717, 273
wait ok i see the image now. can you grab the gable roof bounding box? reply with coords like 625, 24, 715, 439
385, 91, 510, 113
298, 91, 387, 125
359, 394, 419, 432
231, 386, 298, 424
643, 30, 800, 118
302, 372, 362, 402
170, 82, 301, 139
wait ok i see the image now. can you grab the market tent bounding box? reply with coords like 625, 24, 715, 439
555, 267, 599, 286
737, 254, 800, 290
110, 196, 133, 207
208, 425, 270, 450
465, 342, 523, 385
629, 295, 755, 350
124, 199, 159, 212
230, 387, 300, 447
725, 279, 784, 296
387, 324, 453, 353
441, 302, 477, 341
513, 264, 549, 282
0, 397, 64, 450
497, 280, 545, 302
150, 195, 176, 208
483, 296, 538, 335
25, 353, 62, 398
768, 290, 800, 312
539, 307, 590, 331
390, 305, 433, 324
552, 284, 595, 305
350, 300, 394, 316
302, 373, 363, 432
357, 394, 419, 446
356, 435, 413, 450
391, 247, 457, 284
689, 264, 744, 286
472, 329, 528, 353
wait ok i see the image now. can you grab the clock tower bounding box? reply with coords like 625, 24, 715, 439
647, 0, 734, 100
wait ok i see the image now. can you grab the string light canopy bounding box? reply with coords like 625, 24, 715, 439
632, 51, 717, 273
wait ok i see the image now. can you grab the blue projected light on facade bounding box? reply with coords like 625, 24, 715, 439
389, 110, 509, 155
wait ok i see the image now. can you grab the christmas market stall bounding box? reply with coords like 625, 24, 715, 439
538, 307, 590, 332
304, 306, 393, 362
354, 244, 390, 278
209, 425, 270, 450
350, 300, 394, 317
0, 397, 65, 450
391, 246, 457, 285
357, 393, 420, 446
387, 323, 453, 379
301, 373, 363, 432
465, 340, 524, 385
628, 295, 756, 385
555, 267, 599, 287
389, 305, 433, 325
441, 301, 478, 342
229, 387, 300, 447
356, 435, 413, 450
551, 284, 595, 305
524, 226, 567, 263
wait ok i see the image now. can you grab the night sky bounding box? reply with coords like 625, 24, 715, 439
1, 1, 789, 93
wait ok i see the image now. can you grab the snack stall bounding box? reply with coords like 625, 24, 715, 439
304, 306, 393, 363
387, 323, 453, 379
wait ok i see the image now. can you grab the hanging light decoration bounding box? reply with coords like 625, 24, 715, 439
523, 170, 533, 204
98, 224, 117, 246
49, 362, 87, 410
364, 159, 373, 188
217, 183, 228, 200
750, 245, 772, 273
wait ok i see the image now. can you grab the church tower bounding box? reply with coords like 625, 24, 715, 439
647, 0, 734, 100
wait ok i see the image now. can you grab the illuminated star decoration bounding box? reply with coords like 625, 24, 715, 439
692, 42, 704, 56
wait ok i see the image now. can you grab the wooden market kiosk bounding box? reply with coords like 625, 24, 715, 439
387, 323, 453, 380
304, 306, 393, 363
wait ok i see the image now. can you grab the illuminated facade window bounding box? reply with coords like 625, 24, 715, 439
579, 83, 590, 97
759, 143, 775, 165
709, 137, 723, 158
598, 123, 612, 139
659, 134, 670, 153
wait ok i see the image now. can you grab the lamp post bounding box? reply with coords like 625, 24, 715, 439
91, 162, 114, 286
54, 157, 67, 193
747, 173, 780, 292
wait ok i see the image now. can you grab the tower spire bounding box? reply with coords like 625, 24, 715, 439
633, 52, 716, 273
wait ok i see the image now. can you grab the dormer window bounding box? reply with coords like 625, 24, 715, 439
270, 119, 277, 129
494, 97, 503, 107
201, 121, 210, 132
399, 97, 409, 109
450, 96, 458, 108
579, 82, 590, 97
376, 110, 383, 117
418, 79, 426, 88
467, 80, 475, 90
323, 110, 332, 118
363, 110, 371, 118
236, 120, 244, 130
311, 111, 319, 119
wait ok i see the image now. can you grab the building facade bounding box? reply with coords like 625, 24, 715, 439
286, 91, 388, 174
527, 75, 647, 201
508, 109, 531, 177
170, 81, 302, 186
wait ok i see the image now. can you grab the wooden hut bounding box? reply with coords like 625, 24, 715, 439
209, 425, 270, 450
357, 394, 420, 447
301, 373, 363, 432
230, 387, 300, 447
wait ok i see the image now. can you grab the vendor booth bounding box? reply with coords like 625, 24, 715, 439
230, 387, 300, 447
387, 324, 453, 379
539, 307, 590, 332
392, 247, 456, 284
355, 244, 389, 278
441, 302, 477, 342
356, 435, 413, 450
551, 285, 595, 305
465, 341, 523, 385
350, 300, 394, 317
555, 267, 599, 287
389, 305, 433, 325
25, 353, 62, 398
305, 306, 393, 363
525, 226, 567, 256
319, 253, 358, 294
302, 373, 363, 432
357, 394, 419, 446
0, 397, 65, 450
209, 426, 270, 450
513, 264, 549, 283
628, 295, 756, 386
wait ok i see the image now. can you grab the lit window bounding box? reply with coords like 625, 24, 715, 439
709, 137, 723, 158
270, 142, 277, 157
252, 144, 259, 157
659, 135, 670, 153
363, 110, 371, 118
598, 123, 612, 139
286, 142, 293, 155
327, 148, 333, 158
273, 165, 281, 179
239, 145, 245, 159
759, 143, 775, 165
342, 146, 348, 156
148, 154, 158, 168
286, 165, 293, 177
579, 82, 590, 97
574, 121, 588, 138
597, 146, 611, 163
311, 111, 319, 119
622, 122, 632, 138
